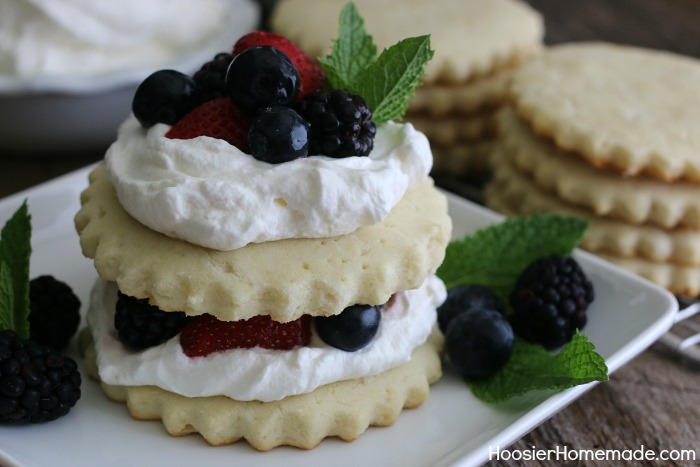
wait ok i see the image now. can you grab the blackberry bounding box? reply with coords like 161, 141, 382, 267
115, 291, 190, 350
0, 330, 81, 424
509, 255, 595, 349
295, 90, 376, 158
29, 275, 81, 351
192, 52, 234, 103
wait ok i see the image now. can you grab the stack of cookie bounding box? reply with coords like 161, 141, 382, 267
485, 42, 700, 297
269, 0, 544, 181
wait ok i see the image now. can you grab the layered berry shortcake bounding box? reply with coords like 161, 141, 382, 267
76, 17, 452, 450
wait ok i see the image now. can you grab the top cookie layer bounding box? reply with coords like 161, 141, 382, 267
510, 42, 700, 182
270, 0, 543, 84
75, 165, 451, 322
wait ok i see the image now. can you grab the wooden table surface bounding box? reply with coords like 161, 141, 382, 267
2, 1, 700, 465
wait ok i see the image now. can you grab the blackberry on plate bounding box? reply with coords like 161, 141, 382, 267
509, 255, 595, 349
226, 46, 300, 114
248, 106, 310, 163
115, 291, 190, 350
28, 275, 81, 351
0, 330, 81, 424
192, 52, 234, 103
295, 90, 376, 158
132, 69, 198, 128
437, 284, 505, 333
315, 304, 381, 352
444, 307, 514, 379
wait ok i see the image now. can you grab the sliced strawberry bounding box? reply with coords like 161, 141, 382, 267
165, 97, 250, 152
233, 31, 325, 100
179, 313, 312, 357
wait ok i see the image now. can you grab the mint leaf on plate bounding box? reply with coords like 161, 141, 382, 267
437, 214, 589, 303
318, 1, 377, 90
0, 201, 32, 339
468, 332, 609, 403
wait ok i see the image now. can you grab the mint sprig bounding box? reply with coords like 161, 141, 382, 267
437, 214, 589, 304
0, 201, 32, 339
318, 1, 377, 90
319, 1, 433, 125
468, 333, 609, 404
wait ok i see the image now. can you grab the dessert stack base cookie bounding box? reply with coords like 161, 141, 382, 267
486, 43, 700, 297
270, 0, 544, 182
80, 328, 444, 451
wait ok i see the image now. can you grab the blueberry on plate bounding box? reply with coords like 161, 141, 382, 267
437, 284, 505, 333
132, 69, 198, 128
226, 46, 300, 114
315, 304, 381, 352
445, 307, 514, 379
248, 106, 310, 164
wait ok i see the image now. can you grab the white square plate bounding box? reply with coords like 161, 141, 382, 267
0, 166, 678, 467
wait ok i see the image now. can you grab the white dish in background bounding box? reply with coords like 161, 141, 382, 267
0, 166, 678, 467
0, 0, 260, 155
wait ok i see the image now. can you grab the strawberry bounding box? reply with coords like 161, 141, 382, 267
232, 31, 325, 100
179, 313, 312, 357
165, 97, 250, 151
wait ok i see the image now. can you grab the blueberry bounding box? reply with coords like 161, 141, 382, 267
248, 106, 310, 163
445, 307, 514, 379
437, 285, 505, 333
132, 70, 198, 128
226, 46, 299, 113
315, 304, 381, 352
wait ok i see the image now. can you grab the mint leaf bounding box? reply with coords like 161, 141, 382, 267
351, 35, 433, 125
0, 201, 32, 338
468, 333, 608, 403
318, 1, 377, 90
436, 214, 588, 303
0, 262, 14, 333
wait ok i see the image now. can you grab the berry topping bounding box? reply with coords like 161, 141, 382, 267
295, 90, 376, 158
233, 31, 325, 100
444, 308, 514, 379
226, 46, 300, 114
132, 69, 198, 128
0, 330, 81, 424
248, 106, 310, 163
179, 314, 312, 358
114, 291, 190, 351
192, 52, 234, 103
315, 304, 381, 352
509, 255, 595, 350
28, 276, 81, 351
166, 97, 251, 151
437, 284, 505, 333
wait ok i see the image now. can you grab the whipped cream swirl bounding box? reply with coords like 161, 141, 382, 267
0, 0, 227, 77
105, 116, 432, 250
88, 275, 446, 402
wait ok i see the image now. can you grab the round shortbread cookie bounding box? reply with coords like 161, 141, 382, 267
407, 110, 498, 146
594, 253, 700, 297
270, 0, 543, 84
408, 67, 515, 116
509, 42, 700, 182
75, 165, 451, 321
498, 108, 700, 229
485, 151, 700, 266
80, 328, 443, 450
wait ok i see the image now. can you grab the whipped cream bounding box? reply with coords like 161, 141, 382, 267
105, 116, 432, 250
0, 0, 227, 77
88, 275, 446, 402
